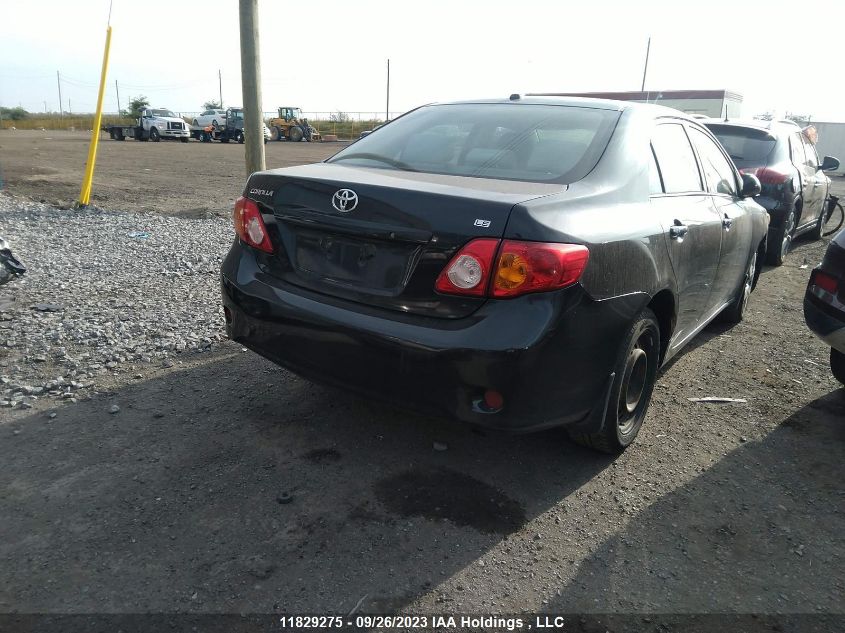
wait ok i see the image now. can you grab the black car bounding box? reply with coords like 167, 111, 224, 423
221, 96, 769, 453
804, 229, 845, 384
704, 119, 839, 266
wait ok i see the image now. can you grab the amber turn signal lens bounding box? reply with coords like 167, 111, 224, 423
496, 253, 528, 289
492, 240, 589, 298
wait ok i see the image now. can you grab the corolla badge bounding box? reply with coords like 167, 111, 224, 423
332, 188, 359, 212
249, 188, 274, 197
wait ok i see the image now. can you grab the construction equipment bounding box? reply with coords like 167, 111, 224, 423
267, 107, 321, 142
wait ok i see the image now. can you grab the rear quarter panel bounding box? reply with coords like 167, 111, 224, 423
504, 109, 675, 302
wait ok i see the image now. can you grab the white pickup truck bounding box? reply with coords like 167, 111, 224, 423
104, 107, 190, 142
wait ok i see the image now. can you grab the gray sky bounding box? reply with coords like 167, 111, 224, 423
2, 0, 844, 120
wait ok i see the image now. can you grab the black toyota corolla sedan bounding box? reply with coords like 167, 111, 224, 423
221, 96, 769, 453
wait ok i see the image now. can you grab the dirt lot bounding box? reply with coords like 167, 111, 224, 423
0, 129, 340, 217
0, 130, 843, 630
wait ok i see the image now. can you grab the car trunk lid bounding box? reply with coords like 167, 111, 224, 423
246, 163, 562, 318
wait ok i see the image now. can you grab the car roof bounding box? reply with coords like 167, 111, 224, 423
432, 95, 690, 117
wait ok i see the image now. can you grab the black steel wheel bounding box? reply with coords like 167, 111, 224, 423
237, 131, 245, 144
569, 308, 660, 453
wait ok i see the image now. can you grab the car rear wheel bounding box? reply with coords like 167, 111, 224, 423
767, 207, 796, 266
720, 248, 758, 324
810, 207, 827, 241
831, 348, 845, 385
192, 119, 199, 127
569, 308, 660, 453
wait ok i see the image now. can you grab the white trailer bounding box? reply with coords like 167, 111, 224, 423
812, 122, 845, 176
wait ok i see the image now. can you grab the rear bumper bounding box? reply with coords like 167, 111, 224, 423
220, 242, 647, 431
804, 293, 845, 354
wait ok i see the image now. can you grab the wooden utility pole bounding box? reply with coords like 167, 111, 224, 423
239, 0, 265, 175
57, 71, 63, 119
218, 69, 223, 108
386, 58, 390, 122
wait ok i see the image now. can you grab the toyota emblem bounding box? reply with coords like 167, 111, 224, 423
332, 189, 359, 212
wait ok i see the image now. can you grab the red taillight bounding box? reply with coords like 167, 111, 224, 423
811, 270, 839, 294
435, 238, 499, 296
741, 167, 789, 185
233, 196, 273, 253
435, 238, 590, 298
493, 240, 590, 298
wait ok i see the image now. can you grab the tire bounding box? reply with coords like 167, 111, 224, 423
212, 119, 218, 128
117, 133, 125, 141
272, 126, 282, 142
192, 119, 199, 127
831, 348, 845, 385
237, 131, 245, 144
289, 126, 304, 142
569, 308, 660, 453
767, 205, 796, 266
720, 248, 758, 324
150, 127, 160, 142
810, 206, 827, 241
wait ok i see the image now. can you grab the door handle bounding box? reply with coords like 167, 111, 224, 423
669, 221, 689, 239
722, 214, 732, 230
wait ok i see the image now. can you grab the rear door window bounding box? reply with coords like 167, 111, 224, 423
791, 133, 807, 165
688, 127, 738, 196
651, 123, 703, 193
802, 135, 819, 168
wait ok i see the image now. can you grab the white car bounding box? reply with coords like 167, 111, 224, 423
192, 109, 227, 128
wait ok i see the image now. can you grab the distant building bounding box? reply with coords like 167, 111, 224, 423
530, 89, 743, 118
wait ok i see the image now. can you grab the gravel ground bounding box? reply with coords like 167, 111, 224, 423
0, 160, 843, 631
0, 193, 230, 408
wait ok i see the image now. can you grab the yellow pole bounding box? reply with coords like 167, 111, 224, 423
78, 25, 112, 207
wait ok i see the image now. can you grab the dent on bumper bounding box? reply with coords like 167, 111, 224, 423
219, 245, 647, 431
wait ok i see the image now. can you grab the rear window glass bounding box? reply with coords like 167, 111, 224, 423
705, 125, 776, 168
327, 103, 620, 184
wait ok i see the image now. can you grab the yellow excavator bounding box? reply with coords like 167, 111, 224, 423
267, 106, 322, 142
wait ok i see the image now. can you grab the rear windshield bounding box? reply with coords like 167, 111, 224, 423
705, 124, 777, 168
327, 103, 620, 184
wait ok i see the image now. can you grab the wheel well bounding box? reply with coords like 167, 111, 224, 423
647, 290, 675, 364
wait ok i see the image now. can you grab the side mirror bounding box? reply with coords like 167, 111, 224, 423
740, 173, 761, 198
819, 156, 840, 172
